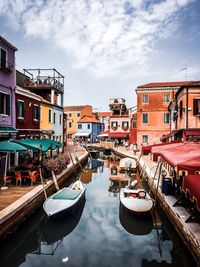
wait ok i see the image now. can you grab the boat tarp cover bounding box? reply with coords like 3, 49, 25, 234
53, 189, 81, 200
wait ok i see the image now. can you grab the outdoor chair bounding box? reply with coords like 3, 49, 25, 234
15, 171, 22, 186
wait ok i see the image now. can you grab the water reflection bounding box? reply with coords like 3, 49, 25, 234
119, 204, 153, 235
0, 158, 197, 267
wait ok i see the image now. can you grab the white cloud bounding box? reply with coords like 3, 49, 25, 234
0, 0, 194, 77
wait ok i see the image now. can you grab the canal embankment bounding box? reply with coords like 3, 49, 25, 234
0, 146, 88, 239
89, 143, 200, 262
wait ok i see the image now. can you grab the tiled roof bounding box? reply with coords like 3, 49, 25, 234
78, 115, 99, 123
97, 112, 112, 117
64, 105, 91, 111
137, 81, 194, 88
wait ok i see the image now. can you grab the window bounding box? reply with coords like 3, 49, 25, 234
122, 121, 129, 129
193, 99, 200, 116
60, 114, 62, 125
0, 92, 10, 115
164, 113, 169, 123
78, 124, 82, 129
132, 121, 137, 128
111, 121, 118, 129
163, 94, 170, 103
179, 100, 183, 118
0, 48, 7, 68
77, 113, 80, 117
53, 112, 56, 124
87, 124, 90, 129
17, 100, 24, 118
69, 122, 72, 128
142, 113, 148, 124
68, 113, 72, 117
33, 105, 39, 120
142, 94, 149, 103
48, 109, 52, 122
142, 135, 148, 143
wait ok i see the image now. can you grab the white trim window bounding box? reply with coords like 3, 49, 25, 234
48, 109, 52, 123
0, 47, 7, 68
142, 94, 149, 103
0, 92, 10, 115
142, 135, 148, 143
163, 94, 170, 103
164, 112, 170, 123
17, 100, 25, 119
33, 104, 40, 121
142, 113, 148, 124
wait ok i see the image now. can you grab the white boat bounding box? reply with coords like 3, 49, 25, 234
43, 180, 86, 218
119, 157, 137, 172
120, 187, 154, 214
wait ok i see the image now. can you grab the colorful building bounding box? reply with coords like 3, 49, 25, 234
23, 68, 64, 142
0, 36, 17, 140
64, 105, 93, 141
76, 114, 103, 143
168, 81, 200, 142
16, 71, 42, 139
135, 81, 193, 149
108, 98, 130, 145
129, 106, 137, 145
97, 112, 111, 132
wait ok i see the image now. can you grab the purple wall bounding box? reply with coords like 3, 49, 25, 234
0, 36, 17, 128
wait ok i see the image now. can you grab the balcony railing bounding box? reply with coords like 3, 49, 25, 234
0, 60, 13, 73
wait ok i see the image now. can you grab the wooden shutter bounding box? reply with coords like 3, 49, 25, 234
6, 94, 10, 115
193, 99, 200, 116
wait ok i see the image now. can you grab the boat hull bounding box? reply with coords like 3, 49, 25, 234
120, 189, 153, 214
43, 188, 86, 219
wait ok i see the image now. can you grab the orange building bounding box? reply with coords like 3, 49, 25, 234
136, 81, 193, 149
64, 105, 92, 141
168, 81, 200, 141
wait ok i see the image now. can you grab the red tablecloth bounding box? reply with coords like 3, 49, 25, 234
182, 175, 200, 210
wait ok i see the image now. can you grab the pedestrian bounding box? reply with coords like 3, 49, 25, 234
133, 143, 137, 155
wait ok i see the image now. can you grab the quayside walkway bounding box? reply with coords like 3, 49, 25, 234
109, 145, 200, 263
0, 145, 88, 239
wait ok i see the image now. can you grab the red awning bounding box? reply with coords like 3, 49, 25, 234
182, 175, 200, 210
184, 130, 200, 136
177, 156, 200, 171
109, 132, 129, 138
160, 130, 178, 141
159, 143, 200, 168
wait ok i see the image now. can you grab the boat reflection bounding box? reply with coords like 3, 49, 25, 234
39, 198, 86, 246
119, 204, 153, 235
85, 159, 104, 173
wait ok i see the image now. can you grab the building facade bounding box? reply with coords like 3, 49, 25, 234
168, 81, 200, 141
135, 81, 193, 149
23, 68, 64, 142
0, 36, 17, 140
64, 105, 93, 141
97, 112, 111, 132
109, 98, 130, 145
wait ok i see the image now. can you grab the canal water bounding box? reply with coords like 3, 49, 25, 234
0, 158, 197, 267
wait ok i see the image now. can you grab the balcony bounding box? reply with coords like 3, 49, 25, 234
23, 68, 64, 94
0, 60, 13, 73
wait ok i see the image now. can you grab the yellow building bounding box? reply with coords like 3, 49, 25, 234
64, 105, 92, 141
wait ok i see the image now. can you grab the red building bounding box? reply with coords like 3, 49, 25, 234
16, 71, 42, 138
136, 81, 193, 149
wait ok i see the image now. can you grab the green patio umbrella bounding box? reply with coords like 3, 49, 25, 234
15, 139, 51, 153
0, 141, 27, 188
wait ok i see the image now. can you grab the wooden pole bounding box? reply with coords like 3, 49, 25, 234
51, 170, 59, 191
39, 167, 47, 200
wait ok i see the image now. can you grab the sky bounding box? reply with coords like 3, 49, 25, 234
0, 0, 200, 111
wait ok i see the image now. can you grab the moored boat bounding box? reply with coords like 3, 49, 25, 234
120, 187, 154, 214
119, 157, 137, 172
43, 180, 86, 218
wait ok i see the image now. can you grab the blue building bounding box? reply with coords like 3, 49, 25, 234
75, 115, 103, 143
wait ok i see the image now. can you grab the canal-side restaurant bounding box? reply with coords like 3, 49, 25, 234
0, 140, 200, 265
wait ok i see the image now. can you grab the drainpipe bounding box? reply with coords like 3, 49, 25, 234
186, 87, 188, 129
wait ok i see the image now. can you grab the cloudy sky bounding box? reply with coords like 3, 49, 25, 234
0, 0, 200, 110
